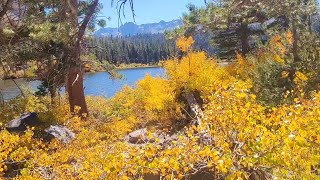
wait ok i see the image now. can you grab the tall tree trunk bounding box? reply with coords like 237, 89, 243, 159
240, 24, 250, 56
292, 21, 301, 63
49, 89, 57, 104
65, 0, 98, 117
66, 0, 88, 116
47, 57, 58, 104
66, 60, 88, 115
289, 21, 301, 85
48, 83, 57, 104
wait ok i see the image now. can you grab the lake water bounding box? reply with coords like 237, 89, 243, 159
0, 67, 164, 101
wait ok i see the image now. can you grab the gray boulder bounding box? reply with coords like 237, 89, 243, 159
6, 112, 38, 131
126, 129, 176, 145
128, 128, 148, 144
44, 125, 75, 144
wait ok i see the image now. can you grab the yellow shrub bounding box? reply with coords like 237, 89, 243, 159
0, 35, 319, 180
165, 51, 236, 98
108, 75, 181, 127
136, 75, 174, 112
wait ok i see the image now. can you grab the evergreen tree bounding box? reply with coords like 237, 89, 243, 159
88, 33, 178, 64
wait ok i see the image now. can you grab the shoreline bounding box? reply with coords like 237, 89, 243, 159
0, 65, 162, 81
115, 65, 161, 70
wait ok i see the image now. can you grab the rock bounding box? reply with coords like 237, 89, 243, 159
128, 128, 148, 144
126, 129, 180, 145
160, 133, 180, 147
126, 129, 167, 144
6, 112, 38, 132
44, 125, 75, 144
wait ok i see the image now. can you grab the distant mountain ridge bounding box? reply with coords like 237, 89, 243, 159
95, 19, 182, 36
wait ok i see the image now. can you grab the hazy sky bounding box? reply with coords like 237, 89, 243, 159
99, 0, 206, 28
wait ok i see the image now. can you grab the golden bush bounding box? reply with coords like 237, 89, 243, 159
0, 36, 319, 179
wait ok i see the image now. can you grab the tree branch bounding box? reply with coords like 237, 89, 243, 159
112, 0, 135, 27
77, 0, 99, 40
0, 0, 13, 18
67, 0, 78, 18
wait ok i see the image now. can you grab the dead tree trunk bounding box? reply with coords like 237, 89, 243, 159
184, 92, 203, 126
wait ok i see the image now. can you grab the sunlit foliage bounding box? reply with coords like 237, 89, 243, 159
0, 36, 319, 179
175, 36, 194, 52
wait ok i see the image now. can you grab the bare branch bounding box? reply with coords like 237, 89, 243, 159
111, 0, 135, 27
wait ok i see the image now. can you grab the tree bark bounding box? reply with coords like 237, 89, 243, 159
240, 23, 250, 56
65, 0, 98, 117
288, 21, 301, 85
0, 90, 4, 105
184, 92, 203, 126
66, 61, 88, 116
292, 21, 301, 63
48, 84, 57, 104
0, 0, 13, 19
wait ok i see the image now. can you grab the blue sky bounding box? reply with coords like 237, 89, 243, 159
99, 0, 205, 28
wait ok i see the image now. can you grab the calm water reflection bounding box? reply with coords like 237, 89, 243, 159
0, 67, 164, 100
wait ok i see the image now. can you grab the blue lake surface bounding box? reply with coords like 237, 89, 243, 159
0, 67, 164, 100
84, 67, 164, 98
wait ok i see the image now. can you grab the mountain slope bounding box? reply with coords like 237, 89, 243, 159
95, 19, 182, 36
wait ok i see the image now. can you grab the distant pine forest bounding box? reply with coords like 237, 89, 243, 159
88, 33, 215, 65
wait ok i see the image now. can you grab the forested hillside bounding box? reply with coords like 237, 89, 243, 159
88, 33, 177, 65
88, 33, 215, 65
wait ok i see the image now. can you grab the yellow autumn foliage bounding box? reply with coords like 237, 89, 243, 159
175, 36, 194, 52
164, 51, 238, 98
0, 36, 319, 180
